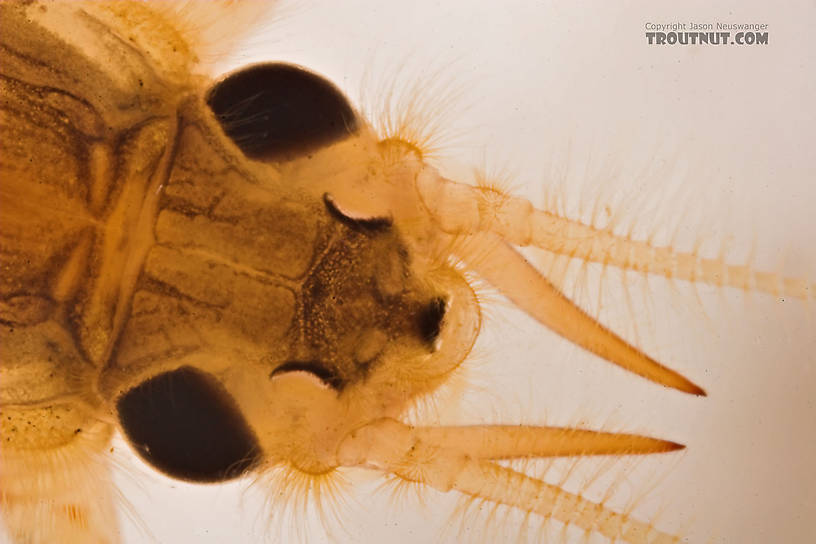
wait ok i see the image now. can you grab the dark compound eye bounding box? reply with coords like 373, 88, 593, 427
206, 63, 358, 162
116, 366, 260, 483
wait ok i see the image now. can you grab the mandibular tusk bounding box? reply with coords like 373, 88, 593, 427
455, 231, 706, 395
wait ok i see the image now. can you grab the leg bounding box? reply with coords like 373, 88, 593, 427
1, 321, 119, 543
1, 402, 118, 544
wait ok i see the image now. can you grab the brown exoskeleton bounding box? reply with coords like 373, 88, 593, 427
2, 2, 814, 543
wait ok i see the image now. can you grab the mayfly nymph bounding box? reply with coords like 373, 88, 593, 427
1, 2, 813, 543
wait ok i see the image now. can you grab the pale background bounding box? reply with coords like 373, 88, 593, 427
3, 1, 814, 543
